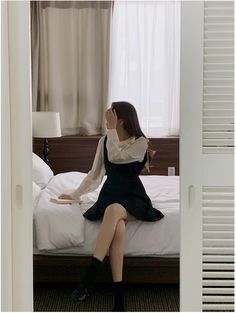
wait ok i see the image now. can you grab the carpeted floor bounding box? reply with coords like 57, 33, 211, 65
34, 283, 179, 312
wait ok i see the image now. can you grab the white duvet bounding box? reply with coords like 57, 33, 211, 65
34, 172, 179, 256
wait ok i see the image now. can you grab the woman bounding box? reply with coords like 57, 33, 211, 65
59, 101, 164, 311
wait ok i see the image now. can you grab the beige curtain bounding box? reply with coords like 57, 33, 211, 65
31, 1, 113, 135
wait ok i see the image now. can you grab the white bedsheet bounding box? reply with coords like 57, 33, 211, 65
34, 172, 179, 256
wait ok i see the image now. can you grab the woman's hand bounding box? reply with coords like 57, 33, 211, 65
105, 108, 118, 129
58, 194, 73, 200
147, 148, 157, 164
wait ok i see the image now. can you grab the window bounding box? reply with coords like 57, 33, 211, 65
109, 1, 181, 137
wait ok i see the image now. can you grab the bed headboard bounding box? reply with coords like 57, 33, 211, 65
33, 136, 179, 176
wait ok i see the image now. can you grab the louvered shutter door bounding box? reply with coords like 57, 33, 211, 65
203, 1, 234, 154
202, 187, 234, 311
202, 1, 234, 311
180, 1, 234, 311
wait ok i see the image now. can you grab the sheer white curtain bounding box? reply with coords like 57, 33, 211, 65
108, 1, 181, 137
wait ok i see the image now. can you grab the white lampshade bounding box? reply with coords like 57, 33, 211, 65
32, 112, 62, 138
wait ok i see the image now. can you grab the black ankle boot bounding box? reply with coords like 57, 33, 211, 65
71, 257, 103, 302
71, 284, 90, 302
112, 281, 125, 312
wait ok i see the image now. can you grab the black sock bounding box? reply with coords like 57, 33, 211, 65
113, 281, 125, 311
80, 256, 103, 293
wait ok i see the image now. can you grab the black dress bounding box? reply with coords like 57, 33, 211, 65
83, 136, 164, 222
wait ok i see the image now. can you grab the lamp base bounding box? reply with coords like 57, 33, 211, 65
43, 138, 49, 165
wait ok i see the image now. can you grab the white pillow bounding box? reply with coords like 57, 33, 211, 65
32, 153, 54, 188
32, 181, 41, 209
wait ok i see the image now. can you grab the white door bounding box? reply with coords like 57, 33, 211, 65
1, 1, 33, 311
180, 1, 234, 311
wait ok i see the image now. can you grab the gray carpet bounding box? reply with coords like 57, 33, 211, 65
34, 283, 179, 312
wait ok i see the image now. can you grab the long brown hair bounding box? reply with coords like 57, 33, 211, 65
111, 101, 146, 139
111, 101, 156, 166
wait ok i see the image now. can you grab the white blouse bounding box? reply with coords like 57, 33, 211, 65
70, 129, 149, 200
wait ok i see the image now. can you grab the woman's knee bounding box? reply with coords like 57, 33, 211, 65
104, 203, 127, 220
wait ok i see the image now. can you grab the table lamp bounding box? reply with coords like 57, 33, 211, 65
32, 112, 62, 164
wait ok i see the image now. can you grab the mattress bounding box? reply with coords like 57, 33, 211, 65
33, 172, 179, 257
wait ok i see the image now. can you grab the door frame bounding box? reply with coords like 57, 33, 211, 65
180, 1, 204, 311
1, 1, 33, 311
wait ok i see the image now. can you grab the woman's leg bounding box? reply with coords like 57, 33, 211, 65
109, 213, 136, 311
109, 219, 126, 311
72, 204, 129, 302
109, 219, 126, 282
109, 212, 136, 281
93, 203, 127, 261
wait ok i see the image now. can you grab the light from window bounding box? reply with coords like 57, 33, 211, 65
108, 1, 181, 137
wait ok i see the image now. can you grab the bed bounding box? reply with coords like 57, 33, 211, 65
33, 136, 180, 284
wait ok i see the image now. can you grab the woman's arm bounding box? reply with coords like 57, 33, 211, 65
60, 137, 106, 200
106, 129, 148, 163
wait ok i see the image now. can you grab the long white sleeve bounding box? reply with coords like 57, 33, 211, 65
106, 129, 148, 163
70, 137, 106, 200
